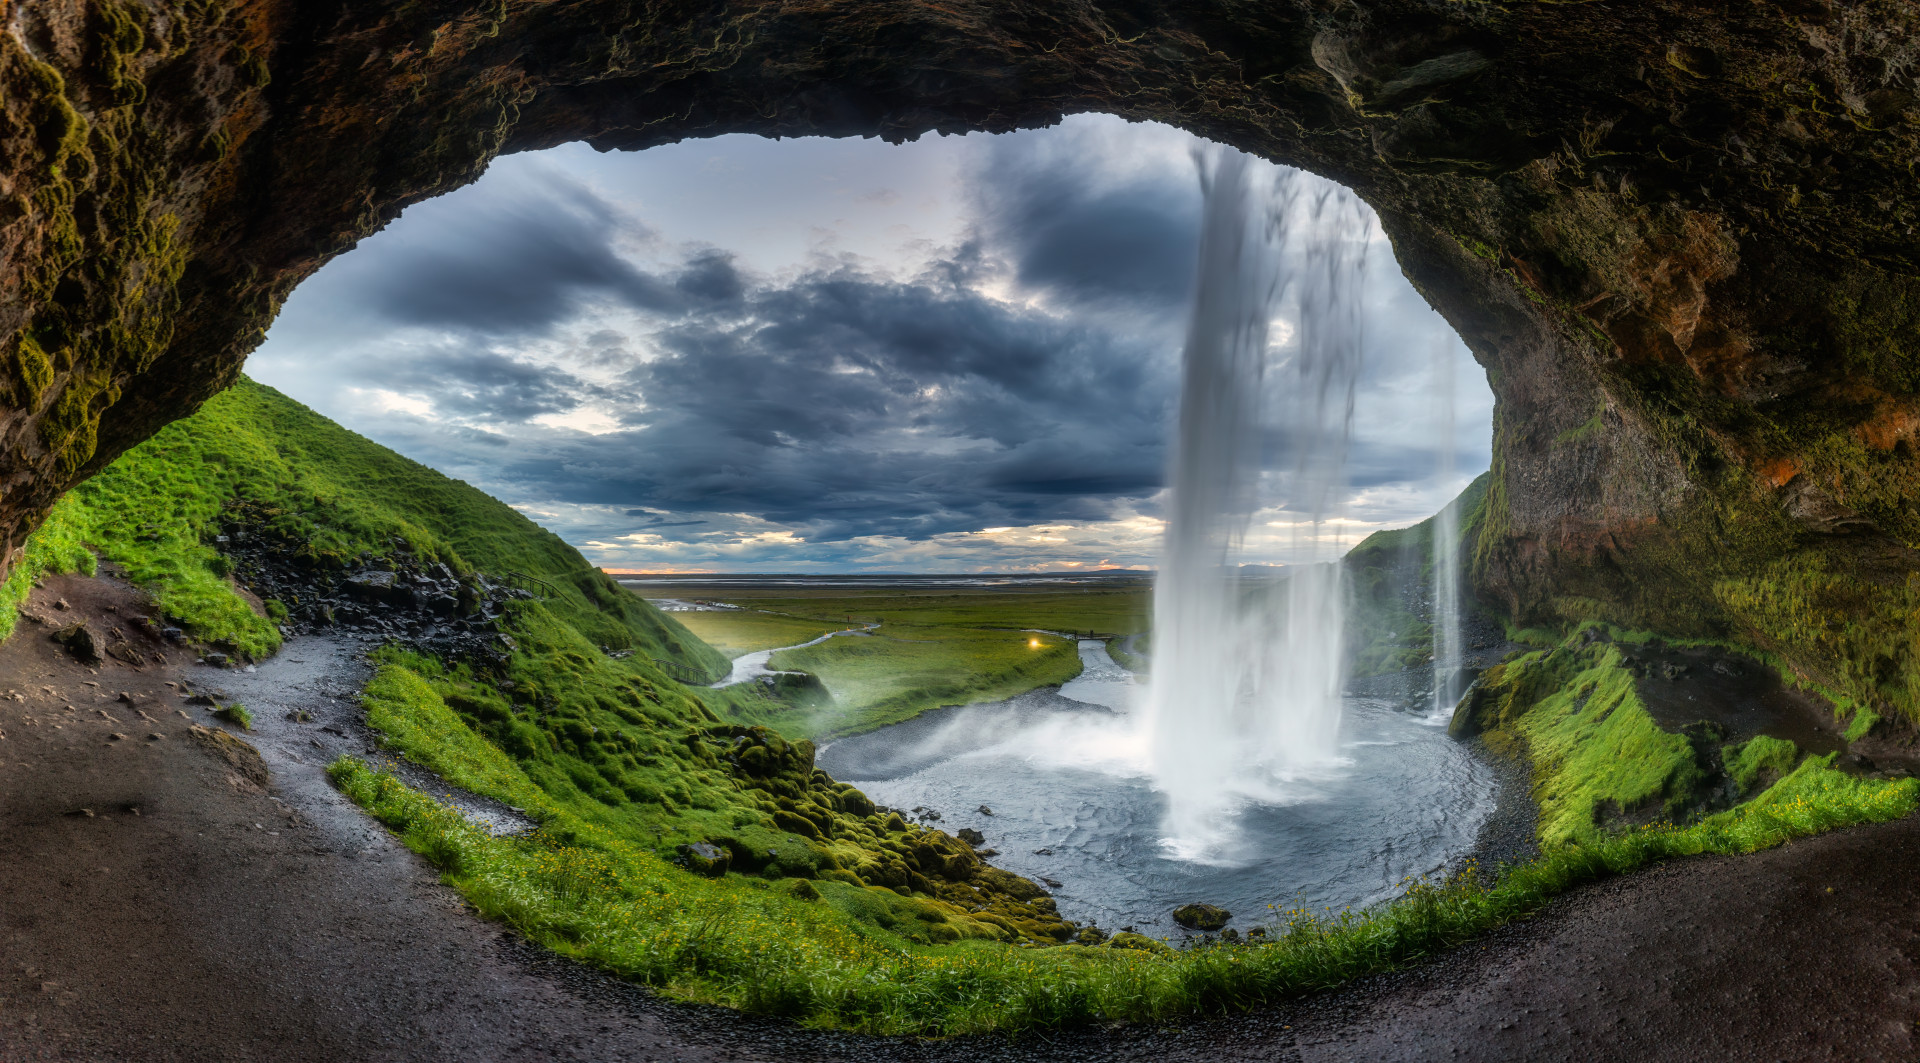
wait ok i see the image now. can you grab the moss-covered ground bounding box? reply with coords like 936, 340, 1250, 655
7, 378, 1914, 1037
4, 378, 725, 676
331, 740, 1914, 1035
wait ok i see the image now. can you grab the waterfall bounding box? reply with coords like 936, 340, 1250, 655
1429, 340, 1464, 719
1144, 151, 1372, 860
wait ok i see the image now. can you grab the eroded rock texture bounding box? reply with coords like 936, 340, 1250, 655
2, 1, 1917, 714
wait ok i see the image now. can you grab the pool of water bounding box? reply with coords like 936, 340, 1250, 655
818, 641, 1498, 935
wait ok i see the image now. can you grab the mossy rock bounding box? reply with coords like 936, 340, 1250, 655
1172, 903, 1231, 931
1106, 931, 1169, 953
675, 841, 730, 877
772, 809, 821, 839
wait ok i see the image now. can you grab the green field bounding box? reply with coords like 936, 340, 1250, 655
669, 609, 851, 657
646, 586, 1150, 738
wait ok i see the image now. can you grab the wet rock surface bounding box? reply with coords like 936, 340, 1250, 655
1172, 903, 1232, 932
212, 504, 532, 666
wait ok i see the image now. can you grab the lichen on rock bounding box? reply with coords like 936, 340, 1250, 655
1, 1, 1917, 727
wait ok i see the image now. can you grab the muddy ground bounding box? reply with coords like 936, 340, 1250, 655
4, 574, 1918, 1061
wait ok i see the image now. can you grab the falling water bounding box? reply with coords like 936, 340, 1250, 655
1430, 342, 1464, 719
1145, 151, 1373, 859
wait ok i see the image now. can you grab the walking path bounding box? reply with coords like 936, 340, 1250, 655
5, 574, 1912, 1061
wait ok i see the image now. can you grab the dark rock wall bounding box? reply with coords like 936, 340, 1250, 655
4, 0, 1918, 711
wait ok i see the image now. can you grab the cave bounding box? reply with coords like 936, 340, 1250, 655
3, 1, 1918, 720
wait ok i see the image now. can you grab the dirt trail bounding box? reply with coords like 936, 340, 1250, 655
4, 573, 1918, 1061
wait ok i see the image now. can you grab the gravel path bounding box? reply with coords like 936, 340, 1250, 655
5, 574, 1916, 1061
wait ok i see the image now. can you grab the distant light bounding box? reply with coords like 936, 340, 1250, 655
1029, 638, 1040, 648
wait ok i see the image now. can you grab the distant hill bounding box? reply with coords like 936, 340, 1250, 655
1344, 472, 1492, 677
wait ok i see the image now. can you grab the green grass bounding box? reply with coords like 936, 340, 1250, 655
1724, 735, 1799, 793
757, 627, 1080, 738
61, 377, 725, 675
214, 703, 253, 730
650, 585, 1147, 638
331, 749, 1916, 1037
1504, 643, 1700, 844
665, 609, 853, 657
680, 587, 1141, 739
0, 493, 97, 640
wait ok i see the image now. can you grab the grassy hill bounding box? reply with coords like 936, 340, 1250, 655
7, 378, 727, 678
1343, 472, 1492, 677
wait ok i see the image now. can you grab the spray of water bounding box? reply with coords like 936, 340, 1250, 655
1144, 151, 1373, 859
1429, 340, 1464, 720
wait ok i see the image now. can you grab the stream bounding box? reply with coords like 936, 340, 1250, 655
711, 624, 875, 688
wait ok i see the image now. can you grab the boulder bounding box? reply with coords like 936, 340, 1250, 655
1106, 931, 1170, 954
956, 827, 986, 846
344, 570, 398, 602
676, 841, 731, 877
1447, 677, 1493, 740
1172, 903, 1232, 931
1074, 925, 1109, 946
50, 623, 100, 664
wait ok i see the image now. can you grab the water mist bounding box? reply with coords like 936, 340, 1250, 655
1145, 151, 1373, 859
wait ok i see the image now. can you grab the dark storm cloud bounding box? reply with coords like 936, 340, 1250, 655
449, 282, 1163, 539
969, 140, 1201, 310
256, 120, 1492, 566
383, 349, 601, 420
356, 182, 681, 336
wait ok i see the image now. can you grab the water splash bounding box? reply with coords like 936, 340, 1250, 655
1144, 151, 1373, 860
1429, 339, 1464, 721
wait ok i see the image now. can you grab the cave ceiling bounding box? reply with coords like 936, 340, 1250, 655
2, 0, 1918, 698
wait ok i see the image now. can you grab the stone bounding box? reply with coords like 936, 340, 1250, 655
956, 827, 986, 846
1106, 931, 1170, 954
50, 623, 100, 664
676, 842, 731, 877
1074, 925, 1110, 946
344, 570, 399, 601
1172, 903, 1232, 932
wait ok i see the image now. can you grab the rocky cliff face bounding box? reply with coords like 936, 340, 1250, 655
4, 0, 1917, 715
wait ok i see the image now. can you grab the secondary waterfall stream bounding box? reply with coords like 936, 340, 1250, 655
1431, 339, 1466, 720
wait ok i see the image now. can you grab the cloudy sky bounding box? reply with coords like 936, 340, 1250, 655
249, 115, 1492, 573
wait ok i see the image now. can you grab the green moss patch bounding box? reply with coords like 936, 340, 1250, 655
1723, 735, 1800, 794
1505, 643, 1700, 844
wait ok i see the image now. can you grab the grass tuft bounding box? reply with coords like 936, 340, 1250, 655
214, 703, 253, 730
328, 753, 1915, 1037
